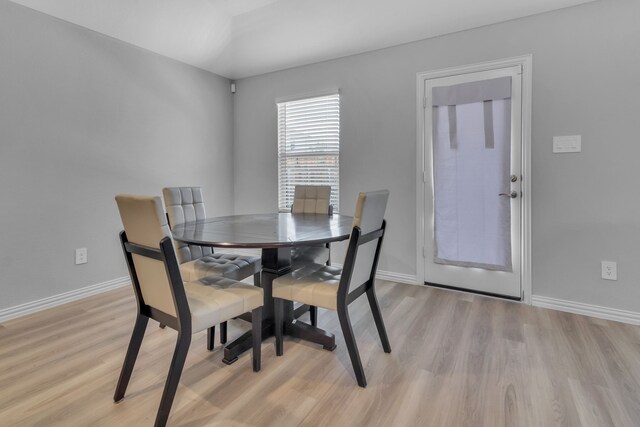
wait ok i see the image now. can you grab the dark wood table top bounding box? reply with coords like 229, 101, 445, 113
171, 213, 354, 249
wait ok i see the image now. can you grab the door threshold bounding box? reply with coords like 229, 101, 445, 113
425, 282, 521, 302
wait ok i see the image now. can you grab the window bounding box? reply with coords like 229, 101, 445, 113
277, 92, 340, 212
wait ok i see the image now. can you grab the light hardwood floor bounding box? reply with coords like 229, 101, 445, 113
1, 281, 640, 426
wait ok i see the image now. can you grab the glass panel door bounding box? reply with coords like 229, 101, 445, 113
424, 66, 522, 298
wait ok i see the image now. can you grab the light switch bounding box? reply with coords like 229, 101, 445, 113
553, 135, 581, 153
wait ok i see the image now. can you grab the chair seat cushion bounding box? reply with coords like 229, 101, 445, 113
185, 276, 263, 333
272, 264, 342, 310
180, 253, 261, 282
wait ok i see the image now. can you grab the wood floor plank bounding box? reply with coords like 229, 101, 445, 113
2, 282, 640, 426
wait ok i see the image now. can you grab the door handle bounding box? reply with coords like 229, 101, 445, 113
499, 191, 518, 199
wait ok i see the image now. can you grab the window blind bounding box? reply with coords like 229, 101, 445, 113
277, 93, 340, 212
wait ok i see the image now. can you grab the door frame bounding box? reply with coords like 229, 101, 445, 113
415, 55, 533, 304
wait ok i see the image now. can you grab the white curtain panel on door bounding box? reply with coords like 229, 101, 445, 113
432, 77, 512, 271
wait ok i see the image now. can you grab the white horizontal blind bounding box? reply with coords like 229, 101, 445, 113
278, 93, 340, 212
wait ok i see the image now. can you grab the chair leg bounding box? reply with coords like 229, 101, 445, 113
114, 315, 149, 402
274, 298, 284, 356
253, 272, 261, 286
207, 326, 215, 351
309, 305, 318, 327
155, 332, 191, 427
251, 307, 262, 372
337, 304, 367, 388
366, 286, 391, 353
326, 242, 331, 266
220, 321, 228, 344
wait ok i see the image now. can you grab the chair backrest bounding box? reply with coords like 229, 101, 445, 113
291, 185, 332, 214
341, 190, 389, 294
162, 186, 213, 263
115, 194, 184, 318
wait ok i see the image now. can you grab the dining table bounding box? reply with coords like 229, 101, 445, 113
171, 212, 354, 364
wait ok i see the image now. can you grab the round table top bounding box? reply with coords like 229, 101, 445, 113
171, 213, 354, 248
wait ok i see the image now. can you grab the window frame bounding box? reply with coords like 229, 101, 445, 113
277, 91, 340, 213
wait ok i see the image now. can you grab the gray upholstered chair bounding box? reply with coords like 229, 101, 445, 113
114, 195, 263, 427
273, 190, 391, 387
290, 185, 333, 326
163, 187, 261, 283
163, 187, 262, 348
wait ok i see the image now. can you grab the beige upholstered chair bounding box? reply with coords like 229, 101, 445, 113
273, 190, 391, 387
290, 185, 334, 326
163, 186, 262, 348
114, 195, 263, 427
291, 185, 333, 215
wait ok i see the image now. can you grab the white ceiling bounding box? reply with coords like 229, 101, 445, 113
11, 0, 595, 79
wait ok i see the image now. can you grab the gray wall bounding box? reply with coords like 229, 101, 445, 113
234, 0, 640, 312
0, 1, 234, 310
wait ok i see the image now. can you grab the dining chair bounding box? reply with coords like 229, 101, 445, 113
114, 194, 263, 427
273, 190, 391, 387
290, 184, 333, 326
163, 186, 262, 348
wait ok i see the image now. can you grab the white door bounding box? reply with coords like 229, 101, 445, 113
423, 66, 522, 298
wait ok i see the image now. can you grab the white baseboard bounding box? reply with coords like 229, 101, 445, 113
375, 269, 419, 285
331, 262, 418, 286
0, 259, 418, 323
532, 295, 640, 326
0, 276, 130, 323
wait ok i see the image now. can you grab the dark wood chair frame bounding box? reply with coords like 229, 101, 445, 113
274, 220, 391, 388
114, 231, 262, 427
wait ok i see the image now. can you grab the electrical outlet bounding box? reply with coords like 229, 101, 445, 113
75, 248, 88, 265
601, 261, 617, 281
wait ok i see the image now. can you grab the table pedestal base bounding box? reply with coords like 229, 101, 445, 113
222, 247, 337, 364
222, 311, 336, 364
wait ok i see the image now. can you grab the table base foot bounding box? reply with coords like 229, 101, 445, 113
222, 356, 238, 365
223, 321, 274, 365
285, 320, 336, 350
